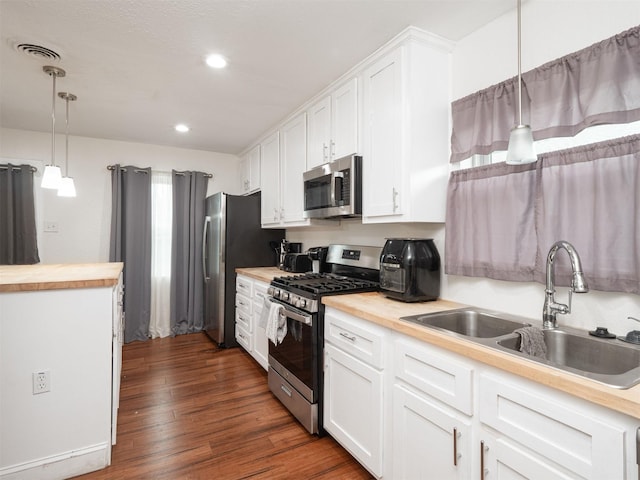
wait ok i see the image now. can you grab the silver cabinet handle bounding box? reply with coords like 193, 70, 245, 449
323, 143, 328, 161
392, 187, 399, 212
480, 441, 489, 480
453, 427, 459, 466
339, 331, 356, 342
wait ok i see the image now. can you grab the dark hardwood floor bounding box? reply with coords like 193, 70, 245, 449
74, 333, 373, 480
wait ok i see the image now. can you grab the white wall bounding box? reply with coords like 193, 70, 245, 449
0, 127, 241, 263
292, 2, 640, 334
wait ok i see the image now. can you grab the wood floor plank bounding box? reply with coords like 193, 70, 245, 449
73, 333, 373, 479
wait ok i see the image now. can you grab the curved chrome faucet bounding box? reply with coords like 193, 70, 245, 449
542, 241, 589, 329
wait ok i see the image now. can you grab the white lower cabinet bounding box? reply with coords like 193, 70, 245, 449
252, 280, 270, 370
235, 275, 270, 371
479, 373, 632, 480
392, 335, 473, 479
322, 308, 640, 480
323, 308, 387, 478
393, 385, 471, 480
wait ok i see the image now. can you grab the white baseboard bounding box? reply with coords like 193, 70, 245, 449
0, 443, 110, 480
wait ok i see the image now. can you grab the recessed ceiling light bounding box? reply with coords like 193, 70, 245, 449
175, 124, 189, 133
206, 53, 227, 69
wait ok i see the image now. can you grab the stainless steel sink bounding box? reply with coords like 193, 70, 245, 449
496, 327, 640, 388
401, 307, 640, 389
401, 308, 531, 339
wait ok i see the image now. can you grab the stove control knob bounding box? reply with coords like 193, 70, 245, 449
282, 292, 290, 301
267, 287, 275, 296
298, 298, 307, 309
273, 289, 281, 299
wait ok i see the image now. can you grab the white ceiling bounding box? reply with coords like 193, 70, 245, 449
0, 0, 514, 155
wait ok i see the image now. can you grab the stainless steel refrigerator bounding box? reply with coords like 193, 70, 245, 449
203, 191, 284, 347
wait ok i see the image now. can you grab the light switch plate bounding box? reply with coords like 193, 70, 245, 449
44, 221, 59, 233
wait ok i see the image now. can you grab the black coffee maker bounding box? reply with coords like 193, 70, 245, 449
379, 238, 440, 302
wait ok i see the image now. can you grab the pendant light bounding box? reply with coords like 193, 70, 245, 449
41, 66, 66, 188
505, 0, 537, 165
57, 92, 77, 197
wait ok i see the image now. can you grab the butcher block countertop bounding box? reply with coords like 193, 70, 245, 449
0, 263, 124, 292
323, 292, 640, 420
236, 266, 294, 283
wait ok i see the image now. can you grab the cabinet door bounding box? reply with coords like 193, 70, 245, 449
260, 131, 280, 226
331, 77, 358, 160
252, 281, 269, 370
393, 385, 471, 480
480, 430, 582, 480
247, 144, 261, 192
480, 373, 627, 479
324, 343, 383, 477
279, 112, 307, 224
239, 155, 251, 193
307, 95, 332, 169
363, 47, 404, 218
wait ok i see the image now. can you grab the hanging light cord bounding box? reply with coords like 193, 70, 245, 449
517, 0, 523, 127
64, 94, 69, 176
51, 71, 57, 167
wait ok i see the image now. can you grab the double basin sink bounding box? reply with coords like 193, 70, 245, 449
401, 308, 640, 389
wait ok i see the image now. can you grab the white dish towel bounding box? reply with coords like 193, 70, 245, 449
260, 297, 287, 345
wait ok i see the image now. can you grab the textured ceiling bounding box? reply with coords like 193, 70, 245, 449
0, 0, 514, 154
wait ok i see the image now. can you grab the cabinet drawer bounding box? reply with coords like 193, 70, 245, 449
235, 293, 252, 316
253, 281, 269, 303
236, 276, 253, 297
236, 309, 252, 332
324, 308, 386, 369
479, 373, 626, 479
394, 335, 473, 416
235, 323, 252, 351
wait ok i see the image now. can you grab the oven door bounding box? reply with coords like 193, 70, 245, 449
268, 299, 319, 403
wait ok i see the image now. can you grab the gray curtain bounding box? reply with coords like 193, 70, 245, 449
170, 170, 208, 335
451, 25, 640, 163
445, 134, 640, 294
0, 164, 39, 265
109, 165, 152, 343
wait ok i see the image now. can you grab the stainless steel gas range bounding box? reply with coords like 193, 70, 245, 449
266, 244, 381, 435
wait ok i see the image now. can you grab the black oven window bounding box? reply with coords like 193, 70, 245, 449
272, 318, 315, 390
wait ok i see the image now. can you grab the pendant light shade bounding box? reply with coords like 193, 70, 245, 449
505, 0, 537, 165
57, 176, 77, 197
41, 164, 63, 188
57, 92, 77, 197
41, 66, 66, 188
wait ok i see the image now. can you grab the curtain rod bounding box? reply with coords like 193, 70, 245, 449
106, 165, 213, 178
0, 164, 38, 173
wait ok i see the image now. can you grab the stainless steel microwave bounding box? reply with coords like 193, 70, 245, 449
303, 155, 362, 219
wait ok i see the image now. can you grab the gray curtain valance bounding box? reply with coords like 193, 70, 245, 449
445, 134, 640, 295
450, 25, 640, 163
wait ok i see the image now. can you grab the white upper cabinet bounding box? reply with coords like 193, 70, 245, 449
362, 32, 452, 223
307, 77, 359, 169
240, 144, 261, 194
280, 112, 308, 225
260, 113, 312, 228
260, 131, 280, 226
306, 95, 332, 168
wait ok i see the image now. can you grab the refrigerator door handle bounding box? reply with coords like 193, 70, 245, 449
202, 216, 211, 282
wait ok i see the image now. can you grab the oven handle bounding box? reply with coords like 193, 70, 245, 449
269, 297, 313, 326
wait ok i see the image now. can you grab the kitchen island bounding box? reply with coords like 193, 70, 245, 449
0, 263, 124, 480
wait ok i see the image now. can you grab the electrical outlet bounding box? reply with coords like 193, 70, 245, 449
32, 371, 51, 394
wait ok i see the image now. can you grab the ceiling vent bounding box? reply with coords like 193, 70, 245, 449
14, 42, 61, 62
